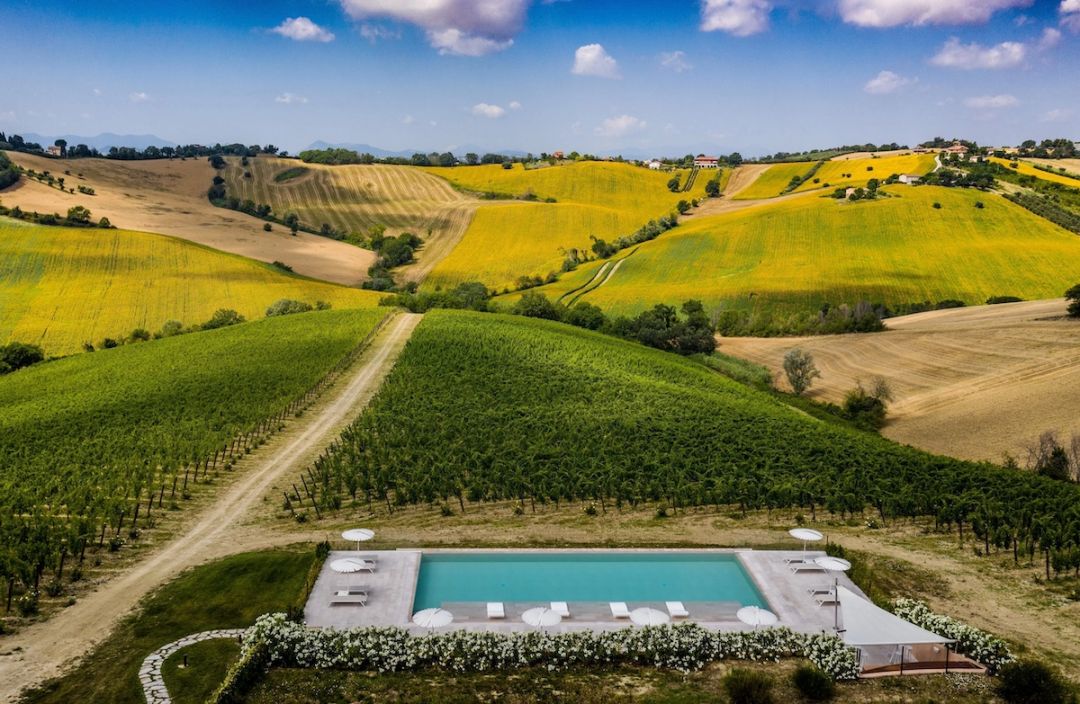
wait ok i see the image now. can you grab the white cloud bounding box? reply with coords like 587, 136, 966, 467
359, 23, 399, 42
272, 16, 336, 42
1062, 0, 1080, 31
508, 100, 522, 110
595, 115, 646, 138
1041, 107, 1072, 122
0, 110, 15, 122
339, 0, 528, 56
863, 70, 916, 94
838, 0, 1032, 27
571, 43, 620, 79
92, 88, 102, 96
129, 92, 149, 103
471, 102, 506, 118
659, 50, 692, 72
275, 93, 309, 104
964, 94, 1019, 109
930, 37, 1025, 69
700, 0, 772, 36
1038, 27, 1062, 50
402, 114, 416, 124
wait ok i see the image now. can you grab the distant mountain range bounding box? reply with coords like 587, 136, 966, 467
306, 141, 531, 159
20, 132, 177, 151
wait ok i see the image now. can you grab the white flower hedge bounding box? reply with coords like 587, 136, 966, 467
892, 598, 1013, 673
236, 612, 860, 681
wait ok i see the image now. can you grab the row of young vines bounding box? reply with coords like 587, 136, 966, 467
0, 309, 388, 614
292, 311, 1080, 579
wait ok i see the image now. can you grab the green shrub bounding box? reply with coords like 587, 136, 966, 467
723, 668, 774, 704
792, 664, 835, 700
996, 660, 1075, 704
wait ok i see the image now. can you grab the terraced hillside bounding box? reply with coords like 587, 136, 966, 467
1, 151, 374, 285
519, 186, 1080, 316
0, 218, 380, 355
221, 157, 475, 282
420, 161, 708, 291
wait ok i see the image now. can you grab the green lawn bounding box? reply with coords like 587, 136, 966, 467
21, 550, 314, 704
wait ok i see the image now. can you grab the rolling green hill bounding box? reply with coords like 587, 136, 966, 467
421, 161, 708, 292
521, 186, 1080, 317
297, 311, 1079, 557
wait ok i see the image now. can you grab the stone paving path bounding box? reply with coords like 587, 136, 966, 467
139, 629, 245, 704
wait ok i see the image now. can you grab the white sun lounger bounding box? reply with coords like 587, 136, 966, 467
806, 585, 834, 596
790, 562, 825, 574
815, 593, 839, 607
610, 602, 630, 618
487, 602, 505, 619
666, 601, 689, 618
551, 601, 570, 618
783, 556, 811, 565
330, 591, 368, 606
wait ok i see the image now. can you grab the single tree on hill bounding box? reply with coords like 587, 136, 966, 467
783, 348, 820, 396
1066, 283, 1080, 318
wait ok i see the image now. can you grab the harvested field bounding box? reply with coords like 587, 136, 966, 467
730, 162, 810, 199
222, 157, 476, 283
1, 152, 375, 285
717, 299, 1080, 463
829, 149, 913, 161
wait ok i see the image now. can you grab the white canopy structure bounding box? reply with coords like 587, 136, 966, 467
522, 607, 562, 630
736, 606, 778, 628
837, 586, 951, 647
788, 527, 823, 552
412, 608, 454, 630
342, 528, 375, 549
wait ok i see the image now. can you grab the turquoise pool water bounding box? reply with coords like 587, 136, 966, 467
413, 552, 767, 610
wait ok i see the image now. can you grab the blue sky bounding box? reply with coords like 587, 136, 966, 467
2, 0, 1078, 156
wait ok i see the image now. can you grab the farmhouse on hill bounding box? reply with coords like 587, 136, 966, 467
943, 143, 968, 155
46, 145, 62, 156
898, 174, 921, 185
693, 155, 720, 168
647, 159, 662, 170
552, 150, 564, 160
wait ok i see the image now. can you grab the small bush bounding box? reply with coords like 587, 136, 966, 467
932, 202, 942, 209
792, 665, 835, 701
723, 668, 774, 704
997, 660, 1074, 704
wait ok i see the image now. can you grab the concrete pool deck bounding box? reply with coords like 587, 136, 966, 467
304, 548, 863, 636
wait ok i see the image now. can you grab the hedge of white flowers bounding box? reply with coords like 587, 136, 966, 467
892, 598, 1013, 674
231, 612, 860, 682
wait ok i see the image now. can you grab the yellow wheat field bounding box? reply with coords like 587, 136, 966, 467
421, 161, 710, 291
989, 157, 1080, 188
0, 218, 381, 356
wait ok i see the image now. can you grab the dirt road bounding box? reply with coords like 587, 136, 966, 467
0, 313, 421, 703
718, 299, 1080, 463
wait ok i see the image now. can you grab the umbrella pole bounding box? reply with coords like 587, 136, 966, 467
833, 576, 839, 631
945, 645, 950, 674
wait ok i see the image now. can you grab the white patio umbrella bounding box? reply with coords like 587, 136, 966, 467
813, 556, 852, 632
736, 606, 778, 629
329, 558, 369, 573
412, 608, 454, 631
788, 527, 824, 553
522, 606, 562, 631
341, 528, 375, 550
629, 607, 671, 627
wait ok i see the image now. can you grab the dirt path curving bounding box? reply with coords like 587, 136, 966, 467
0, 313, 422, 703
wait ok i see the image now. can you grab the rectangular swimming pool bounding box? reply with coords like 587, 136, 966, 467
413, 552, 767, 611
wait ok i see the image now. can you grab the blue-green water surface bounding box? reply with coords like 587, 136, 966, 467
413, 552, 767, 610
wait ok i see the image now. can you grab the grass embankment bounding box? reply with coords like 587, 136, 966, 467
0, 217, 380, 355
421, 161, 708, 291
222, 156, 474, 242
21, 550, 314, 704
246, 661, 1001, 703
549, 186, 1080, 316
